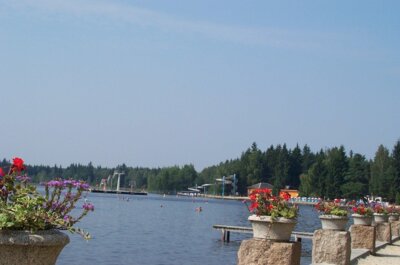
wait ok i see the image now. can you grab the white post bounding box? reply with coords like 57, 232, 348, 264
116, 173, 121, 192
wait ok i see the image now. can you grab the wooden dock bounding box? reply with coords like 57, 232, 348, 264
212, 224, 313, 242
90, 189, 147, 195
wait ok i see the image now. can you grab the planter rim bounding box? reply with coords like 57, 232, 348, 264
248, 214, 297, 223
319, 214, 349, 220
373, 213, 388, 216
352, 214, 373, 218
0, 229, 70, 246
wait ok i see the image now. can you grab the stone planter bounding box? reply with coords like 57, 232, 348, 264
389, 214, 399, 222
0, 229, 70, 265
319, 215, 349, 231
352, 214, 373, 226
373, 213, 388, 223
248, 215, 297, 241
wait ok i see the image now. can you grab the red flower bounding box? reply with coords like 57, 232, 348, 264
12, 157, 25, 172
249, 194, 257, 201
0, 168, 4, 177
249, 202, 258, 211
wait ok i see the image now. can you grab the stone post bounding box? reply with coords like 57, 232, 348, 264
390, 220, 400, 237
312, 229, 351, 265
237, 238, 301, 265
349, 225, 376, 254
374, 222, 391, 243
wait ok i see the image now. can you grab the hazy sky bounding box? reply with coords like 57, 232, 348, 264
1, 1, 399, 170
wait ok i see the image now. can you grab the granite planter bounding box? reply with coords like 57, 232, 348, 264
373, 213, 388, 223
0, 229, 70, 265
352, 214, 373, 226
319, 215, 349, 231
389, 214, 399, 222
248, 215, 297, 241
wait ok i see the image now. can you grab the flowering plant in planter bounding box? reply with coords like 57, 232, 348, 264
373, 204, 387, 215
314, 199, 348, 217
352, 204, 373, 216
0, 157, 94, 239
244, 188, 297, 219
386, 206, 399, 215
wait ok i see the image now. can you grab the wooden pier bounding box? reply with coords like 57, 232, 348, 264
212, 224, 313, 242
90, 189, 147, 195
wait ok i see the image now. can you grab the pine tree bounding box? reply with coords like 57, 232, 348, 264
391, 140, 400, 200
341, 153, 369, 199
324, 146, 348, 199
370, 145, 393, 198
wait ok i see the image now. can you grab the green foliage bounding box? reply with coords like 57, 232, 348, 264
329, 207, 349, 217
298, 174, 312, 197
391, 141, 400, 200
314, 201, 348, 217
2, 140, 400, 201
341, 153, 369, 199
370, 145, 393, 197
0, 187, 47, 230
271, 204, 298, 219
324, 146, 348, 199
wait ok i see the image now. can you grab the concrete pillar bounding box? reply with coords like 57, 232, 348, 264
374, 222, 392, 243
350, 225, 376, 254
390, 220, 400, 237
312, 229, 351, 265
237, 238, 301, 265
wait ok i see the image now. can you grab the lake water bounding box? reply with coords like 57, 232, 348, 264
56, 193, 322, 265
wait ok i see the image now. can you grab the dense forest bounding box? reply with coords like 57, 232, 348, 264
2, 140, 400, 203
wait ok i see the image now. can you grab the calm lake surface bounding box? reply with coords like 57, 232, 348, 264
57, 193, 322, 265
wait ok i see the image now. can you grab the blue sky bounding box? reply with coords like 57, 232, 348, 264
1, 0, 399, 170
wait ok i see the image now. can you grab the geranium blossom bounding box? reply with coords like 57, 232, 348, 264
352, 204, 373, 216
373, 204, 387, 214
244, 188, 297, 219
11, 157, 25, 172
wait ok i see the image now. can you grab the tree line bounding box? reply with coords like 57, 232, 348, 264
1, 140, 400, 202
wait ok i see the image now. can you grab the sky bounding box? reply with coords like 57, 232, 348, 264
1, 0, 399, 171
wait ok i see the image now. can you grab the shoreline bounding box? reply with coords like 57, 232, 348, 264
193, 194, 318, 205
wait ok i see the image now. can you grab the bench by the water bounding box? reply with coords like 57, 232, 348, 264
212, 224, 313, 242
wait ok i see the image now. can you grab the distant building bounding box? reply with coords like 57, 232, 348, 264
247, 182, 274, 195
247, 182, 299, 198
280, 188, 299, 198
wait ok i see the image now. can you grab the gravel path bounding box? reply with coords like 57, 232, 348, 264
354, 240, 400, 265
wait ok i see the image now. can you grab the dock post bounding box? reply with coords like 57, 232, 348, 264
221, 229, 226, 242
220, 229, 230, 242
294, 235, 302, 243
